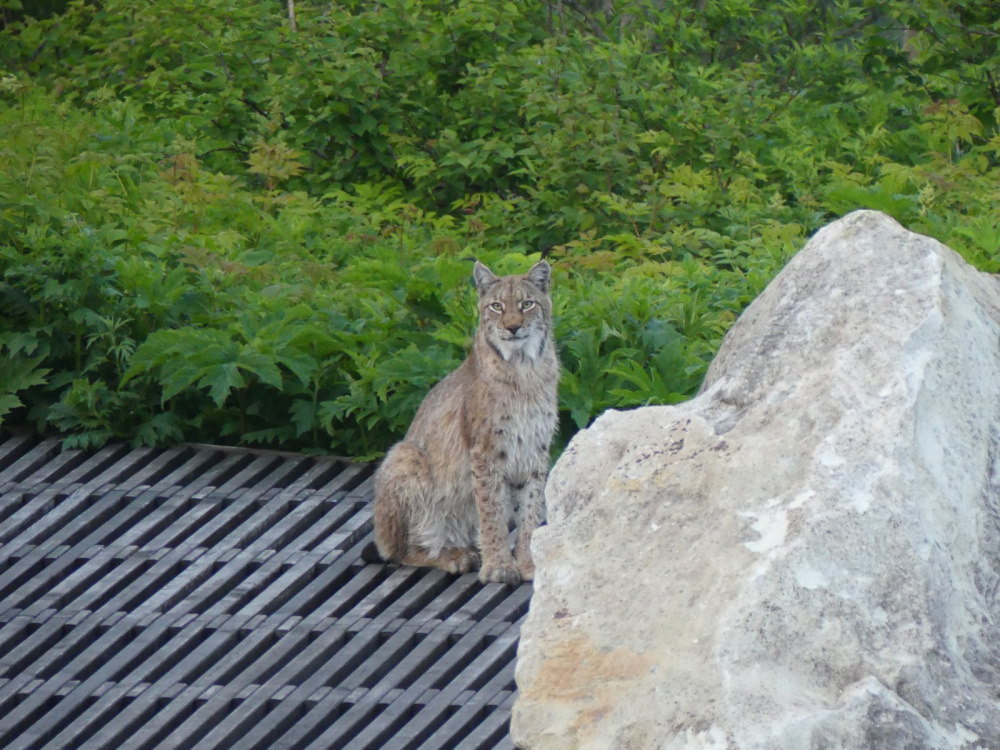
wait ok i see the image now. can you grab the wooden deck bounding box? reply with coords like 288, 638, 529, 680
0, 433, 526, 749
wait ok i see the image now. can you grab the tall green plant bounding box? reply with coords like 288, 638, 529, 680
4, 0, 1000, 456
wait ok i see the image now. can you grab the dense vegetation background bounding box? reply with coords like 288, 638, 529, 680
2, 0, 999, 456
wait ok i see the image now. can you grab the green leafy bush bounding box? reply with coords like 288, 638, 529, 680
4, 0, 1000, 456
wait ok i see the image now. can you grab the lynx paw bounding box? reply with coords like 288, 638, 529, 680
516, 559, 535, 581
439, 548, 480, 575
479, 563, 522, 586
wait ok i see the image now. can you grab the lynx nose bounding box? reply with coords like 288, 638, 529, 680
506, 324, 521, 335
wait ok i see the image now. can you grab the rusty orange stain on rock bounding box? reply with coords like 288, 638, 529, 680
522, 631, 651, 710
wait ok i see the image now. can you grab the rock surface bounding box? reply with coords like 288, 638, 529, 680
511, 211, 1000, 749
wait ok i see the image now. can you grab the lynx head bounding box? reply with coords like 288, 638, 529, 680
473, 259, 553, 362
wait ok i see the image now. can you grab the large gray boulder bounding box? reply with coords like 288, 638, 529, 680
512, 211, 1000, 749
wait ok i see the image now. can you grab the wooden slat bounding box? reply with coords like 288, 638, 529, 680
0, 432, 530, 750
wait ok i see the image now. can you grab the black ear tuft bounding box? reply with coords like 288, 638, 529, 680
525, 260, 551, 293
473, 260, 500, 293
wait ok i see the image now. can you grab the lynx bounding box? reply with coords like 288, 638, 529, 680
369, 259, 559, 585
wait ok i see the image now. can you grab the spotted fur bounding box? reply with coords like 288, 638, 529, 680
371, 260, 560, 584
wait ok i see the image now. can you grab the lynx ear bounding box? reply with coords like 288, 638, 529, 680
525, 260, 551, 293
473, 260, 500, 294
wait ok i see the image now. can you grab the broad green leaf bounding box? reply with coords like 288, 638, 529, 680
236, 349, 284, 390
202, 362, 246, 407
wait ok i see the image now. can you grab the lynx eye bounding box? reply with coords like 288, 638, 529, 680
519, 300, 536, 311
488, 302, 504, 313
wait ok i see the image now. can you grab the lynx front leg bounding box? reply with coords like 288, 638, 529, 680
513, 465, 546, 581
472, 451, 520, 585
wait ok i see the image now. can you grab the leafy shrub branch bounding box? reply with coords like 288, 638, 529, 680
3, 0, 1000, 455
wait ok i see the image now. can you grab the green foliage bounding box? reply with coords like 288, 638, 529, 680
0, 342, 49, 422
4, 0, 1000, 456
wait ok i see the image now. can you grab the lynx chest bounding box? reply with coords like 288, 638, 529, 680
486, 381, 558, 484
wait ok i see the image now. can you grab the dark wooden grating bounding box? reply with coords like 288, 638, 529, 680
0, 432, 527, 749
